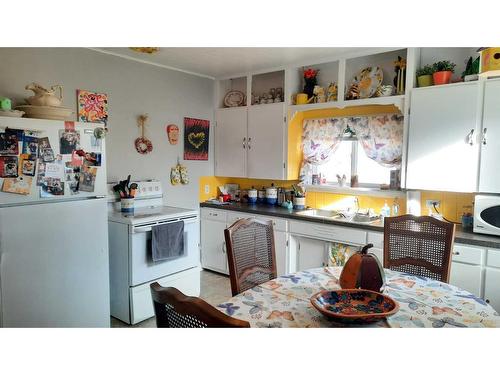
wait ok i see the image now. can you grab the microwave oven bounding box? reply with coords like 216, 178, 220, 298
474, 195, 500, 236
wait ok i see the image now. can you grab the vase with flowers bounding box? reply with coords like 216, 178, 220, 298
303, 68, 319, 100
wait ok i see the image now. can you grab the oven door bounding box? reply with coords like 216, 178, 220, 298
129, 216, 200, 286
474, 195, 500, 236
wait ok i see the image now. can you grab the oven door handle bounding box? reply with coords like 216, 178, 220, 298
133, 218, 198, 233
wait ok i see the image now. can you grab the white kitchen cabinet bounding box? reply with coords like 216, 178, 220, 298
215, 104, 286, 179
274, 230, 288, 276
247, 103, 286, 179
450, 262, 482, 297
296, 236, 327, 271
484, 267, 500, 313
406, 82, 480, 192
200, 218, 228, 274
479, 78, 500, 193
215, 107, 247, 177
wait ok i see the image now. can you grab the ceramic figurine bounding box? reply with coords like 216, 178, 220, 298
346, 83, 360, 100
327, 82, 338, 102
313, 85, 326, 103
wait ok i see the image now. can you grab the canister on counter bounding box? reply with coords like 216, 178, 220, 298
265, 184, 278, 205
247, 187, 257, 204
257, 187, 266, 204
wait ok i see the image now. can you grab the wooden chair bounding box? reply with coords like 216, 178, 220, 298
383, 214, 455, 282
224, 218, 277, 297
150, 284, 250, 328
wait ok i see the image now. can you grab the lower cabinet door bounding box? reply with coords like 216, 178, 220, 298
450, 261, 483, 297
297, 236, 327, 272
484, 267, 500, 313
201, 219, 228, 274
274, 231, 288, 276
368, 247, 384, 265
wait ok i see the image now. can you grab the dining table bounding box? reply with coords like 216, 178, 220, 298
216, 267, 500, 328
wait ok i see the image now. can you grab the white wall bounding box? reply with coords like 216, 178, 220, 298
0, 48, 214, 209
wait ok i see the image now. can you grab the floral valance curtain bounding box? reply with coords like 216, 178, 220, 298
299, 114, 404, 183
299, 118, 345, 182
351, 114, 404, 167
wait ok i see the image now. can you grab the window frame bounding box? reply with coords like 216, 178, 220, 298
317, 139, 393, 189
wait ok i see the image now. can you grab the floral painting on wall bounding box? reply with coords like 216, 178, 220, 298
77, 90, 108, 125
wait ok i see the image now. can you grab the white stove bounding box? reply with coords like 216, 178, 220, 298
108, 205, 198, 226
107, 180, 201, 325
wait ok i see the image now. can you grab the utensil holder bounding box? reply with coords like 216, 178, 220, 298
121, 198, 135, 213
293, 197, 306, 210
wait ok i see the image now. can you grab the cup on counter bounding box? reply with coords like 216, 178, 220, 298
121, 197, 135, 213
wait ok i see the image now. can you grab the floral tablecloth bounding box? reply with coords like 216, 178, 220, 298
216, 267, 500, 328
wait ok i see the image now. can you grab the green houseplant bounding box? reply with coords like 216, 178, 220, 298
432, 60, 456, 85
416, 65, 434, 87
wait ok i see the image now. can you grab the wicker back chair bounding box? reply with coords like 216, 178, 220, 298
150, 284, 250, 328
224, 218, 277, 296
383, 214, 455, 282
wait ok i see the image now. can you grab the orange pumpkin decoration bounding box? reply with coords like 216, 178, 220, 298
339, 244, 386, 292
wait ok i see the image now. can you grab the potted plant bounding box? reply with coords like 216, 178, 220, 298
432, 60, 456, 85
416, 65, 434, 87
303, 68, 319, 99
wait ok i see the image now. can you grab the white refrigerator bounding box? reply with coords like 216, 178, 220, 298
0, 117, 110, 327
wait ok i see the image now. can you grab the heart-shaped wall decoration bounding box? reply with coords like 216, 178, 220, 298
188, 132, 205, 149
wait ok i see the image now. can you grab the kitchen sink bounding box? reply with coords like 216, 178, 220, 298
350, 213, 381, 224
297, 209, 381, 225
296, 209, 345, 219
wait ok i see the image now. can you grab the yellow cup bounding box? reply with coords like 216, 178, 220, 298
296, 93, 310, 105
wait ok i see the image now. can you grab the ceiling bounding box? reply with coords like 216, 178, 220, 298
98, 47, 375, 79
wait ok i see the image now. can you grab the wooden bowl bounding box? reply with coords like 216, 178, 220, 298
310, 289, 399, 323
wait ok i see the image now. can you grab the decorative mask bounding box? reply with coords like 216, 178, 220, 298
166, 124, 179, 145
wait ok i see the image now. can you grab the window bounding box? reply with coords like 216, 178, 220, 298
316, 141, 395, 187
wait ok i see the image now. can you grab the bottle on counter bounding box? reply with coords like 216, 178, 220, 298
391, 198, 400, 217
380, 201, 391, 221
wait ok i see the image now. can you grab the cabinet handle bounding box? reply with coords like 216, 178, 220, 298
452, 251, 460, 255
243, 137, 246, 149
467, 129, 475, 146
248, 137, 252, 150
482, 128, 487, 145
222, 244, 226, 254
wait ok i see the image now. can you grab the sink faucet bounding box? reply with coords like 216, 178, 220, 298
353, 196, 359, 213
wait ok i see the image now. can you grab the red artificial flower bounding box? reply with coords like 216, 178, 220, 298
303, 68, 318, 79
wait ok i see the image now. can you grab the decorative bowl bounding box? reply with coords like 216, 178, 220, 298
310, 289, 399, 323
15, 105, 73, 120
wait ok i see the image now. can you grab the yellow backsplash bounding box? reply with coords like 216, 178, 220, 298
200, 176, 473, 221
199, 176, 405, 214
420, 191, 475, 223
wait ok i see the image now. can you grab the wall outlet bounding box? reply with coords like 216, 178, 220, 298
204, 184, 210, 194
426, 200, 441, 209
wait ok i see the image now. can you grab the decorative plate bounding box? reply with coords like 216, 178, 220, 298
134, 137, 153, 154
223, 90, 245, 107
15, 105, 73, 120
0, 109, 24, 118
310, 289, 398, 323
350, 66, 383, 99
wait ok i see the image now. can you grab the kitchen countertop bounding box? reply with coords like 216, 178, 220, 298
200, 202, 500, 249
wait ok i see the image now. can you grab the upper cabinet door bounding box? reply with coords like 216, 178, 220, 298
479, 79, 500, 193
247, 103, 286, 180
406, 83, 481, 192
215, 108, 247, 178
